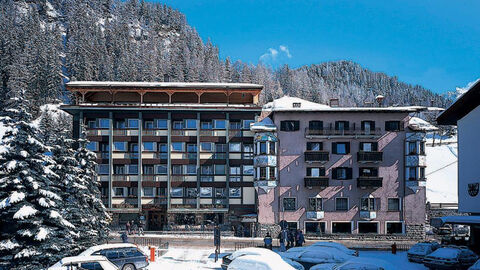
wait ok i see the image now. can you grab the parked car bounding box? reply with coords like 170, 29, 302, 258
310, 257, 397, 270
407, 241, 441, 263
48, 255, 119, 270
227, 254, 296, 270
50, 244, 149, 270
423, 246, 478, 270
468, 259, 480, 270
222, 248, 304, 270
309, 242, 359, 256
279, 246, 352, 269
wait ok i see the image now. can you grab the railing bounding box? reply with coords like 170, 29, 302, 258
112, 175, 127, 181
304, 151, 329, 162
171, 175, 186, 182
112, 198, 138, 208
144, 197, 168, 207
357, 177, 383, 188
305, 127, 382, 137
142, 175, 156, 181
357, 151, 383, 162
132, 237, 169, 249
142, 129, 167, 136
171, 130, 184, 136
125, 152, 139, 159
96, 152, 110, 159
153, 152, 169, 159
228, 129, 242, 138
213, 153, 227, 159
304, 177, 329, 187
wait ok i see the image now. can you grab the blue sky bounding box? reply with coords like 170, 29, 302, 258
159, 0, 480, 94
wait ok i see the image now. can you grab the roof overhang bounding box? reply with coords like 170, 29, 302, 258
437, 80, 480, 125
431, 215, 480, 228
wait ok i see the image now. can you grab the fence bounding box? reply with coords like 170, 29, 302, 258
132, 237, 169, 250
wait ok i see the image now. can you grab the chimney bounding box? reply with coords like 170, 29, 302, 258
329, 98, 339, 107
375, 95, 385, 107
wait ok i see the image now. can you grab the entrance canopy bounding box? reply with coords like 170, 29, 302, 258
431, 216, 480, 228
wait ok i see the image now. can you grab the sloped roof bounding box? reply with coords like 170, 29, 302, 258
66, 81, 263, 90
437, 79, 480, 125
408, 117, 439, 131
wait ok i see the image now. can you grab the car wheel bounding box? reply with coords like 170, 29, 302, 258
122, 264, 136, 270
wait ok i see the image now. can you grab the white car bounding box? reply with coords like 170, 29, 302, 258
423, 246, 478, 269
222, 248, 304, 270
48, 255, 119, 270
228, 254, 296, 270
310, 257, 397, 270
309, 242, 359, 256
407, 242, 441, 263
279, 246, 352, 268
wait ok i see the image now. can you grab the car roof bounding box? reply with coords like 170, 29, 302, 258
80, 243, 137, 255
60, 255, 108, 265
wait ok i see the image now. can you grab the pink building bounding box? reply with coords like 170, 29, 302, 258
253, 97, 432, 239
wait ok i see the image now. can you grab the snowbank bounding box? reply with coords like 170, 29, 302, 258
425, 139, 458, 203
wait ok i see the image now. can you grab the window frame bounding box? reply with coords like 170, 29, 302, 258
335, 197, 349, 211
385, 121, 401, 131
308, 197, 323, 211
280, 120, 300, 132
283, 197, 297, 211
387, 198, 401, 211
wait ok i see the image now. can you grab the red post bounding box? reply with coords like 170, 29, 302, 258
150, 246, 155, 262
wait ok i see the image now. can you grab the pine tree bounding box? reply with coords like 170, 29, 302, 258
0, 90, 77, 269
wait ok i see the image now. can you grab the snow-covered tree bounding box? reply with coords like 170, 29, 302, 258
0, 90, 77, 269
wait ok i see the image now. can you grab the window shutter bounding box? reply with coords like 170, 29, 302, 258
372, 142, 378, 151
345, 121, 350, 130
294, 121, 299, 131
361, 121, 365, 131
346, 168, 353, 179
375, 198, 381, 211
319, 142, 323, 151
359, 142, 364, 151
371, 121, 376, 130
345, 143, 350, 154
280, 121, 286, 131
320, 167, 326, 176
306, 167, 312, 176
332, 168, 338, 179
332, 143, 337, 154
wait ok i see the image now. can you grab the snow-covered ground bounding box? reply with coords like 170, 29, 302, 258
425, 136, 458, 203
144, 248, 427, 270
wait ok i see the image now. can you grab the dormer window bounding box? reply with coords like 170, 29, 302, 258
292, 102, 301, 108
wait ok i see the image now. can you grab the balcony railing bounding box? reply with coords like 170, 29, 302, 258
112, 198, 138, 208
112, 175, 127, 181
305, 127, 382, 137
96, 152, 109, 159
357, 177, 383, 188
304, 177, 329, 188
357, 151, 383, 162
304, 151, 329, 162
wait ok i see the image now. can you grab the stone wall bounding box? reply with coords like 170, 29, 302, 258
406, 224, 425, 240
257, 223, 281, 238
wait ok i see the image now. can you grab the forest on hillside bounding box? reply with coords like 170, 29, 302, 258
0, 0, 451, 115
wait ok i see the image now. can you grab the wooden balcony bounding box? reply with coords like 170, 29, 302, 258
357, 151, 383, 162
304, 177, 329, 188
304, 151, 329, 162
357, 177, 383, 188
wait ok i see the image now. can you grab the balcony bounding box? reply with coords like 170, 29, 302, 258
357, 151, 383, 162
112, 198, 138, 209
96, 152, 110, 159
304, 151, 329, 163
254, 178, 278, 192
306, 211, 325, 220
357, 177, 383, 188
305, 127, 382, 138
304, 177, 329, 188
359, 210, 377, 220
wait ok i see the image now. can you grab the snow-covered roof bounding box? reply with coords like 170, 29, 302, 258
250, 117, 276, 132
66, 81, 263, 90
433, 215, 480, 226
79, 243, 137, 255
408, 117, 439, 131
437, 78, 480, 125
264, 96, 427, 112
59, 255, 109, 265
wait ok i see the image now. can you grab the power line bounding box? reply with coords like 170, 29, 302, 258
426, 160, 457, 176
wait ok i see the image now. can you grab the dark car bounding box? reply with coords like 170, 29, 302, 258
423, 246, 478, 270
93, 247, 149, 270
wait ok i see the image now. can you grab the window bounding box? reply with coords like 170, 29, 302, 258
156, 119, 168, 129
283, 198, 296, 211
229, 188, 241, 198
201, 176, 213, 182
308, 197, 323, 211
230, 121, 241, 130
268, 142, 275, 155
86, 142, 97, 151
127, 187, 136, 196
335, 198, 349, 211
307, 167, 325, 177
88, 120, 97, 128
200, 142, 212, 152
358, 222, 378, 234
127, 165, 138, 174
242, 120, 254, 129
307, 142, 322, 151
157, 187, 167, 197
144, 121, 154, 129
115, 120, 125, 129
143, 142, 155, 152
259, 142, 267, 154
408, 142, 417, 155
243, 144, 254, 153
187, 144, 197, 153
361, 121, 375, 131
97, 164, 109, 175
359, 167, 379, 177
335, 121, 349, 131
143, 187, 154, 197
305, 222, 326, 235
171, 142, 184, 152
143, 165, 154, 175
292, 102, 301, 108
127, 119, 139, 128
360, 142, 377, 152
201, 121, 212, 129
420, 142, 425, 155
332, 222, 351, 233
98, 119, 110, 128
243, 165, 254, 175
280, 120, 299, 131
171, 187, 183, 197
184, 119, 196, 129
216, 144, 227, 153
230, 167, 241, 175
186, 188, 197, 198
114, 187, 124, 197
332, 167, 352, 180
309, 121, 323, 130
213, 120, 226, 129
385, 121, 401, 131
156, 165, 167, 175
269, 167, 276, 179
186, 164, 197, 175
100, 143, 109, 152
201, 165, 214, 175
172, 165, 183, 175
259, 167, 267, 179
129, 143, 138, 153
388, 198, 401, 211
360, 197, 376, 211
420, 167, 425, 180
200, 187, 213, 197
229, 142, 241, 152
173, 121, 184, 130
332, 142, 350, 154
215, 188, 226, 198
158, 143, 168, 153
113, 142, 127, 151
386, 222, 404, 234
114, 165, 125, 175
215, 165, 226, 175
408, 167, 417, 180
